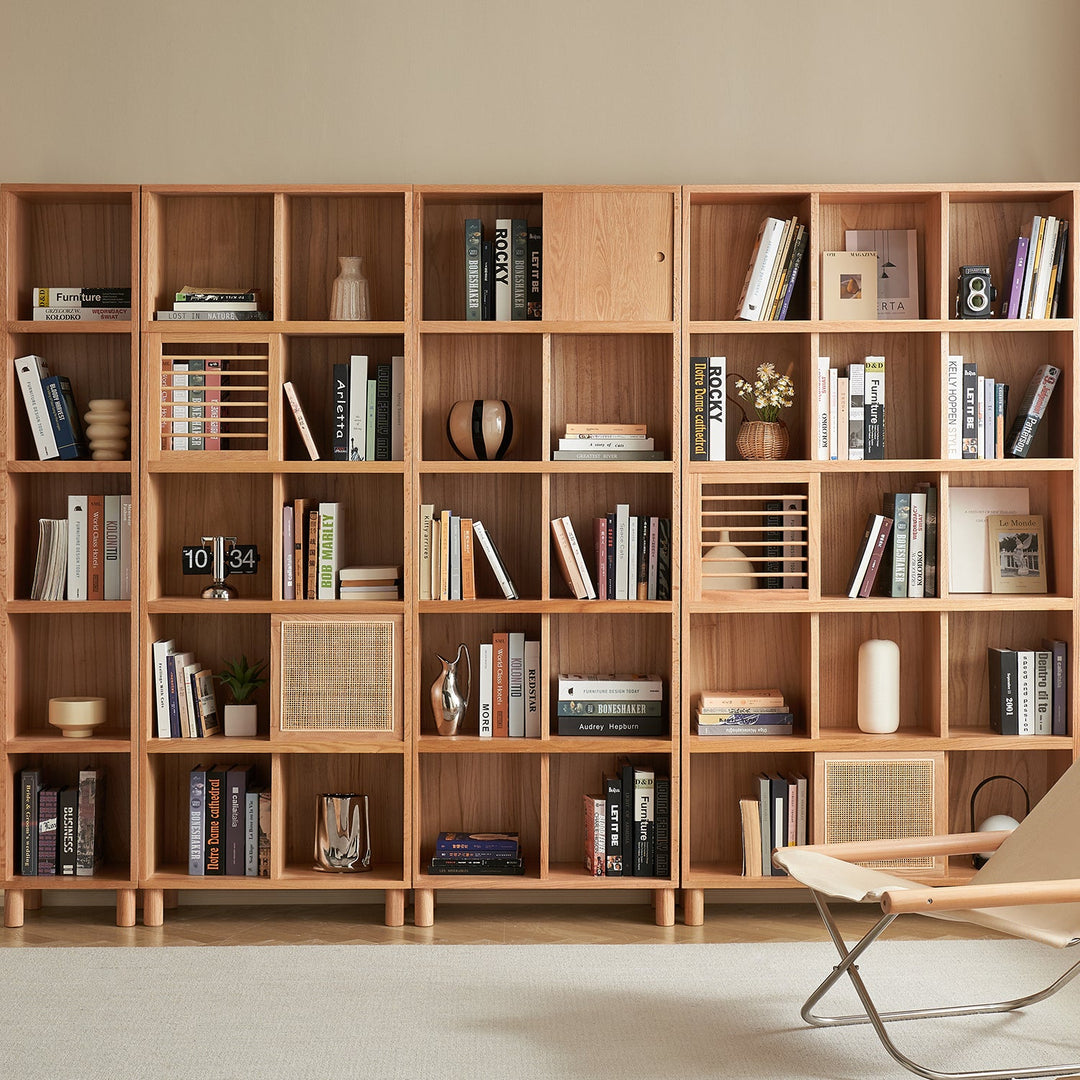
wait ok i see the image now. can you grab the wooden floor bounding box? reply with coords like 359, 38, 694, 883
1, 897, 1007, 947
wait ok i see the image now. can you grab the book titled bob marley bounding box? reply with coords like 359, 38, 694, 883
987, 514, 1047, 594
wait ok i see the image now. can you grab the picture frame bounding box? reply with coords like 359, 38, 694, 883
987, 513, 1046, 594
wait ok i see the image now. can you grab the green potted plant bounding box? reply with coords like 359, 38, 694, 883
216, 655, 268, 737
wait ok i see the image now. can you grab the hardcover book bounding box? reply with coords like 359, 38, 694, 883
820, 250, 878, 321
948, 487, 1030, 593
845, 229, 919, 318
987, 514, 1046, 594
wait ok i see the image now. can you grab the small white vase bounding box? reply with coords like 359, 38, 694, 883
223, 703, 258, 737
857, 639, 900, 733
701, 529, 757, 591
329, 255, 371, 320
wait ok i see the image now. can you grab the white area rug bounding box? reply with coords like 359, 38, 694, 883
2, 940, 1078, 1079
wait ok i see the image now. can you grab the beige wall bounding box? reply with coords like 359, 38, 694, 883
2, 0, 1079, 184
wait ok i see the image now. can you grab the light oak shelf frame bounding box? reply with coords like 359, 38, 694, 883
680, 184, 1079, 925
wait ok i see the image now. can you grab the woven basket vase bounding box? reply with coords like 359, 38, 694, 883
736, 420, 789, 461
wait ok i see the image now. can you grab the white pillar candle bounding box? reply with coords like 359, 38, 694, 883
857, 639, 900, 733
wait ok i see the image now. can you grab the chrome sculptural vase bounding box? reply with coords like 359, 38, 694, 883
431, 642, 471, 736
313, 793, 372, 872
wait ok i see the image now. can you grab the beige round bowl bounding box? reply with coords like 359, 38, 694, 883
48, 696, 107, 738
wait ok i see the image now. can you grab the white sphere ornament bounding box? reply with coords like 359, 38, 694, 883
976, 813, 1021, 863
857, 638, 900, 733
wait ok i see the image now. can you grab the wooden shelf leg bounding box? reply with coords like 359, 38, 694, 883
683, 888, 705, 926
413, 888, 435, 927
654, 888, 675, 927
116, 889, 137, 927
163, 890, 179, 910
4, 889, 25, 928
384, 889, 405, 927
142, 889, 165, 927
25, 889, 43, 911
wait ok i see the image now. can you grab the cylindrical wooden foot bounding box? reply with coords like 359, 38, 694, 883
654, 888, 676, 927
384, 890, 406, 927
142, 889, 165, 927
683, 888, 705, 926
116, 889, 137, 927
4, 890, 25, 928
25, 889, 43, 911
413, 888, 435, 926
163, 890, 180, 910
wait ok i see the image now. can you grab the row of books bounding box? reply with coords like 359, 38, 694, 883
584, 762, 671, 877
428, 831, 524, 876
476, 633, 541, 738
846, 485, 938, 599
740, 771, 808, 877
189, 764, 270, 876
152, 639, 221, 739
330, 354, 404, 461
945, 356, 1011, 460
157, 286, 270, 322
552, 422, 662, 462
557, 674, 665, 737
814, 355, 885, 461
688, 356, 726, 461
465, 219, 541, 320
998, 216, 1069, 319
418, 505, 518, 601
18, 767, 105, 876
15, 354, 88, 460
695, 689, 793, 737
987, 641, 1068, 736
734, 216, 806, 321
31, 286, 131, 322
163, 358, 223, 450
31, 494, 133, 601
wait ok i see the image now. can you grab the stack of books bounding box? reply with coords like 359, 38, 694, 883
592, 504, 672, 602
945, 355, 1010, 460
163, 358, 223, 451
188, 764, 269, 876
998, 216, 1069, 319
740, 772, 808, 877
418, 505, 517, 601
734, 216, 807, 321
15, 354, 87, 460
31, 495, 133, 602
282, 500, 342, 600
464, 220, 541, 321
695, 689, 793, 736
552, 422, 662, 461
338, 565, 401, 601
332, 354, 405, 462
32, 287, 131, 322
428, 831, 524, 875
17, 767, 106, 877
151, 639, 221, 739
583, 763, 671, 878
846, 483, 938, 599
156, 286, 269, 321
988, 641, 1068, 736
550, 516, 596, 599
556, 673, 665, 737
814, 355, 885, 461
477, 632, 541, 738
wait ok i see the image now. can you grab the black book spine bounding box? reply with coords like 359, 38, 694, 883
604, 774, 623, 876
654, 775, 671, 879
465, 219, 483, 320
620, 761, 636, 874
20, 769, 41, 875
765, 499, 783, 588
57, 786, 79, 876
526, 225, 542, 320
988, 647, 1019, 735
689, 357, 709, 461
637, 516, 650, 600
374, 362, 392, 460
204, 767, 227, 875
657, 518, 672, 601
332, 363, 349, 460
37, 788, 59, 876
481, 240, 494, 320
605, 512, 617, 600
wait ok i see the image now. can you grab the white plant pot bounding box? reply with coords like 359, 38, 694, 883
224, 704, 258, 737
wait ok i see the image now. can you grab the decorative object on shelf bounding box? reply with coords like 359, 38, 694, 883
970, 774, 1029, 868
313, 793, 372, 872
216, 655, 268, 737
857, 638, 901, 733
48, 696, 106, 738
701, 529, 756, 591
82, 399, 130, 460
731, 364, 794, 460
956, 264, 997, 319
329, 256, 371, 321
431, 642, 471, 736
200, 535, 240, 599
446, 399, 515, 460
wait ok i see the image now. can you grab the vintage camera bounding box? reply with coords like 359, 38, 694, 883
957, 265, 998, 318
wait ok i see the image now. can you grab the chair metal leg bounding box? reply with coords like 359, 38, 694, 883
799, 890, 1080, 1080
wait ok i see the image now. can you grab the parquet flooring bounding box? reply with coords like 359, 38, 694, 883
0, 897, 1006, 947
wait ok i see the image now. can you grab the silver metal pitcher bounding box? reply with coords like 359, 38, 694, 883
313, 793, 372, 872
431, 642, 471, 736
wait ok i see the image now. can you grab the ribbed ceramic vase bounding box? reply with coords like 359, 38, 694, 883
329, 256, 371, 320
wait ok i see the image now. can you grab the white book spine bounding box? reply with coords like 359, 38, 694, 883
494, 218, 512, 320
471, 520, 517, 600
283, 381, 320, 461
828, 366, 838, 460
847, 362, 864, 461
14, 355, 59, 460
119, 495, 132, 601
945, 355, 963, 459
152, 639, 176, 739
449, 515, 461, 601
738, 217, 785, 320
365, 379, 377, 460
478, 644, 493, 738
172, 360, 189, 450
418, 504, 434, 601
317, 502, 339, 599
67, 495, 87, 601
1018, 215, 1040, 319
430, 518, 441, 601
983, 378, 995, 460
1031, 216, 1058, 318
975, 375, 985, 459
836, 377, 849, 461
508, 632, 525, 737
627, 515, 638, 601
557, 675, 664, 700
815, 356, 830, 460
1034, 649, 1052, 735
614, 504, 630, 600
562, 517, 597, 599
349, 355, 367, 460
908, 491, 926, 598
524, 639, 541, 738
707, 355, 726, 461
1017, 650, 1036, 735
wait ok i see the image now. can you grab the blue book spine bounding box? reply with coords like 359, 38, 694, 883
41, 375, 85, 459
